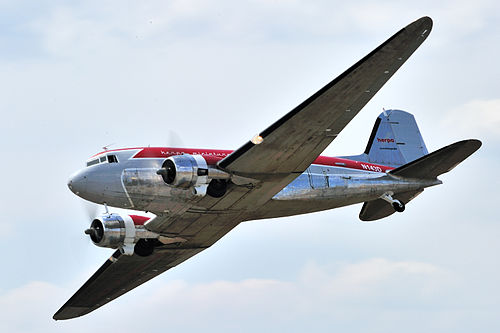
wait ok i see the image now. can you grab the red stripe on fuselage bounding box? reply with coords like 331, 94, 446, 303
133, 147, 233, 165
313, 155, 393, 173
92, 147, 394, 173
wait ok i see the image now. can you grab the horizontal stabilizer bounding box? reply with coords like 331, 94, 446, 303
359, 139, 481, 221
389, 139, 481, 179
359, 189, 423, 221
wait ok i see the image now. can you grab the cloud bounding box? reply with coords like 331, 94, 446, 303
0, 258, 460, 332
0, 282, 64, 332
443, 99, 500, 140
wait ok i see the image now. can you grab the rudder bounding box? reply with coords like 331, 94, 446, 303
345, 109, 428, 167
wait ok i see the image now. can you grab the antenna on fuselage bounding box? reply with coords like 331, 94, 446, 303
102, 143, 115, 151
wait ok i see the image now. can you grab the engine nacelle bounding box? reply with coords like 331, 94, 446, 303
157, 154, 208, 188
156, 154, 230, 197
85, 213, 160, 256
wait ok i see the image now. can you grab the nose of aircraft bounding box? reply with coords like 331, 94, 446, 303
67, 165, 130, 208
67, 169, 88, 196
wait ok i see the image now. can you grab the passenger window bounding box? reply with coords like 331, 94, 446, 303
108, 155, 118, 163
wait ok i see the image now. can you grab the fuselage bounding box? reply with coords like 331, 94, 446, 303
68, 147, 439, 221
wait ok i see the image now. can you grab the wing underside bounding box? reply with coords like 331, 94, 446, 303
53, 247, 205, 320
219, 17, 432, 177
54, 212, 244, 320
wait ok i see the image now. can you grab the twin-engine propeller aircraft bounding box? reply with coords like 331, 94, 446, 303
54, 16, 481, 320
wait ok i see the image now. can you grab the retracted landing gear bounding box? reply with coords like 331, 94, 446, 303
207, 179, 227, 198
134, 239, 156, 257
380, 192, 405, 213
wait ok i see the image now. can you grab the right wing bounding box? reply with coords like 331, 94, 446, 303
53, 211, 244, 320
53, 248, 204, 320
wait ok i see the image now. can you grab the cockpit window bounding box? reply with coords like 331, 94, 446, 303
86, 159, 99, 167
108, 155, 118, 163
86, 154, 119, 167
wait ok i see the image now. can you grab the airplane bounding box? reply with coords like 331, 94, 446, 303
53, 16, 481, 320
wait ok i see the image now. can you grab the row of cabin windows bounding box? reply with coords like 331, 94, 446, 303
86, 154, 118, 167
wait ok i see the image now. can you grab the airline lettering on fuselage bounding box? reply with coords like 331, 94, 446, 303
377, 138, 395, 143
159, 150, 228, 157
360, 164, 383, 172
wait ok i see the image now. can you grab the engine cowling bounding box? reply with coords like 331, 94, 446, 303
85, 213, 160, 256
85, 214, 129, 249
157, 154, 208, 188
156, 154, 230, 197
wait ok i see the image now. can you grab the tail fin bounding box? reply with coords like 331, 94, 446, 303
344, 109, 428, 167
359, 139, 482, 221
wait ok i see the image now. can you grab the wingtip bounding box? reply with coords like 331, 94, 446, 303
401, 16, 432, 42
415, 16, 433, 28
467, 138, 482, 151
52, 312, 68, 321
52, 306, 91, 321
406, 16, 433, 35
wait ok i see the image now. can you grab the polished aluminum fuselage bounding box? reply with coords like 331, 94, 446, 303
68, 148, 439, 222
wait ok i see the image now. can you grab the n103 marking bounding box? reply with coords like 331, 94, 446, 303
360, 164, 383, 172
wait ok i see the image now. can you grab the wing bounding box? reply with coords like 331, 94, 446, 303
219, 17, 432, 176
53, 248, 202, 320
54, 212, 243, 320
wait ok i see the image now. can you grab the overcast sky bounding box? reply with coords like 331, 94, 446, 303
1, 1, 499, 332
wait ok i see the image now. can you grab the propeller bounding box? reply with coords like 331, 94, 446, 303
156, 130, 184, 183
156, 160, 176, 184
82, 200, 100, 221
81, 201, 107, 242
167, 130, 184, 148
84, 219, 104, 243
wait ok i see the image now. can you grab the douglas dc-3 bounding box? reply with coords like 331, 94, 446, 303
54, 16, 481, 320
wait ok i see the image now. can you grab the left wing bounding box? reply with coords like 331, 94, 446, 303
219, 17, 432, 176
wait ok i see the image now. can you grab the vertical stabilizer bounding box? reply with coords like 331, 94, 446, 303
344, 109, 428, 167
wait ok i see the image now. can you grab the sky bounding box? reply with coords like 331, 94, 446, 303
1, 0, 499, 332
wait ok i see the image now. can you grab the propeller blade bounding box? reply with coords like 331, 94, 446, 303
167, 130, 184, 147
